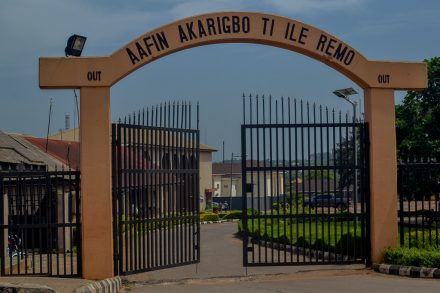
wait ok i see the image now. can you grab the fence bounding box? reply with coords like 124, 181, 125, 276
398, 160, 440, 248
0, 170, 81, 277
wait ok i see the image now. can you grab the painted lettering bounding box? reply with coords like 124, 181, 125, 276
87, 71, 101, 81
378, 74, 390, 84
126, 31, 169, 65
285, 22, 309, 44
262, 17, 275, 36
316, 34, 356, 66
178, 16, 251, 43
298, 27, 308, 45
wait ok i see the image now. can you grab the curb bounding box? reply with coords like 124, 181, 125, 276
373, 263, 440, 279
200, 219, 240, 225
0, 283, 55, 293
74, 277, 122, 293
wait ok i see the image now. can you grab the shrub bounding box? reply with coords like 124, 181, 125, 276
294, 236, 311, 248
200, 212, 220, 222
222, 210, 242, 220
312, 238, 330, 251
335, 233, 363, 258
383, 247, 440, 268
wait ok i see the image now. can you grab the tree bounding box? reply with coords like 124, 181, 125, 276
396, 57, 440, 160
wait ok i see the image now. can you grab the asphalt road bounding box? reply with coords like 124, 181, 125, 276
122, 222, 440, 292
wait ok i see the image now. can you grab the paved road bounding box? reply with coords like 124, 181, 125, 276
122, 222, 440, 292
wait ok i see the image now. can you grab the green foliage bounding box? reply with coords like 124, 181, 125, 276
238, 218, 364, 257
396, 57, 440, 160
383, 247, 440, 268
222, 210, 242, 220
200, 212, 220, 222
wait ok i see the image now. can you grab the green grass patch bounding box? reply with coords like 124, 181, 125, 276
238, 218, 365, 257
383, 247, 440, 268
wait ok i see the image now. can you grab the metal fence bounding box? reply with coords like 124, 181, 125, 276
0, 170, 81, 277
241, 94, 370, 266
398, 160, 440, 248
112, 102, 200, 275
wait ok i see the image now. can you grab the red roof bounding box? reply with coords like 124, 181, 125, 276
25, 137, 80, 170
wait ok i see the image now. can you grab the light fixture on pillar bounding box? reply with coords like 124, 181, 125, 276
333, 87, 358, 122
333, 87, 359, 204
65, 34, 87, 57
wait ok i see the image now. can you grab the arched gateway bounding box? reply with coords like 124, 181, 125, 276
39, 12, 427, 279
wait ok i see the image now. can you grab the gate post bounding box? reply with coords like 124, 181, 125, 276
364, 88, 398, 263
80, 87, 114, 279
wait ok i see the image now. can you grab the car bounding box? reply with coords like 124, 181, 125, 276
303, 194, 350, 211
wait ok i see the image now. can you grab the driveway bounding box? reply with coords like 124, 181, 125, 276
121, 222, 439, 292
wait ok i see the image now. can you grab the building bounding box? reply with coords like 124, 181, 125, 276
211, 161, 284, 209
49, 128, 217, 210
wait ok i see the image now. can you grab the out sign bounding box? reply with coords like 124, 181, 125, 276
378, 74, 390, 84
87, 71, 102, 81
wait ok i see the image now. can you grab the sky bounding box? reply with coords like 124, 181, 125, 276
0, 0, 439, 161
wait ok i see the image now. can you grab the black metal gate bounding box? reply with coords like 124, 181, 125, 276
0, 170, 81, 277
112, 102, 200, 275
241, 95, 370, 266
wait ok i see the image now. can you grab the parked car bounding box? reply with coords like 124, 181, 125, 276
303, 194, 350, 211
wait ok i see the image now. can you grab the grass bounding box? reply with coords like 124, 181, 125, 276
238, 217, 365, 257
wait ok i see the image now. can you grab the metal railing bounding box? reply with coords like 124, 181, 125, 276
0, 169, 81, 277
398, 160, 440, 248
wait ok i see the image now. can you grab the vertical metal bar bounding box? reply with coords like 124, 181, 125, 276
294, 99, 299, 263
0, 174, 4, 276
166, 103, 171, 267
256, 96, 262, 264
300, 100, 306, 263
249, 95, 255, 264
281, 97, 287, 263
287, 97, 293, 263
306, 102, 312, 261
196, 102, 201, 264
262, 95, 268, 264
241, 124, 248, 267
275, 99, 280, 264
269, 96, 274, 263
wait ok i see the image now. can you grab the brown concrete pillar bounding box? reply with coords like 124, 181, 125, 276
80, 87, 113, 279
364, 88, 398, 263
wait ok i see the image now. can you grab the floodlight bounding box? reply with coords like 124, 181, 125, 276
65, 34, 87, 57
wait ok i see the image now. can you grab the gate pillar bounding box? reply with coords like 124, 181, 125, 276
364, 88, 398, 263
80, 87, 114, 279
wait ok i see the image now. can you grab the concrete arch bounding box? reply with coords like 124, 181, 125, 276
40, 12, 426, 90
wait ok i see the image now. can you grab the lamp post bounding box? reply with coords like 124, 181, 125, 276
333, 88, 359, 202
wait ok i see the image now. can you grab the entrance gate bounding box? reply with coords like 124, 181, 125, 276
241, 96, 370, 266
39, 11, 427, 279
112, 103, 200, 275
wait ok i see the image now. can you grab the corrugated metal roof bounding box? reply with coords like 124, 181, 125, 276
0, 131, 45, 165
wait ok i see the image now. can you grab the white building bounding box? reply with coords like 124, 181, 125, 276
212, 161, 284, 199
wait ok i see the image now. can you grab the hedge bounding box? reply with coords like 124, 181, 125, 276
383, 247, 440, 268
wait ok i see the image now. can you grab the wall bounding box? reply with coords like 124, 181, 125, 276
200, 151, 213, 196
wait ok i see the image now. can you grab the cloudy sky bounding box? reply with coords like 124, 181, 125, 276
1, 0, 439, 161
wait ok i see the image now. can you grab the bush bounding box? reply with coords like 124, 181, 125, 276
383, 247, 440, 268
200, 212, 220, 222
222, 210, 242, 220
335, 233, 363, 258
